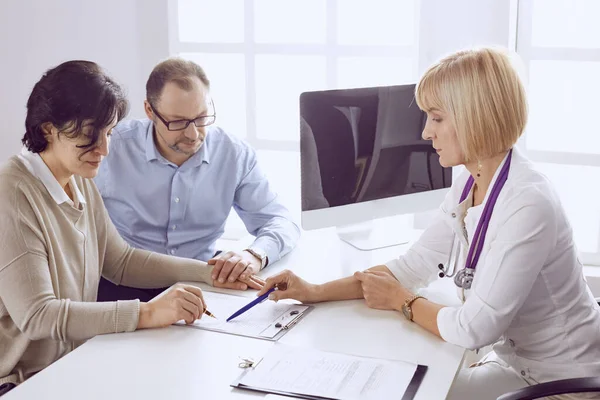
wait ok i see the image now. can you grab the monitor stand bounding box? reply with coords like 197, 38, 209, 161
336, 215, 417, 251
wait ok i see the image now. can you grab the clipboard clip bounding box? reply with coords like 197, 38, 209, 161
238, 357, 263, 369
273, 309, 302, 330
281, 316, 301, 331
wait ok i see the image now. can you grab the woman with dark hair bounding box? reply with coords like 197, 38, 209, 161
0, 60, 263, 393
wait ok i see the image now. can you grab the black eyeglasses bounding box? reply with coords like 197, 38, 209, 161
150, 101, 216, 131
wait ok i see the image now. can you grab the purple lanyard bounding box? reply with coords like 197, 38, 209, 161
458, 150, 512, 272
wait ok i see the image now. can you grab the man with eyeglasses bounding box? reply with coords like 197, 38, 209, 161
95, 58, 300, 301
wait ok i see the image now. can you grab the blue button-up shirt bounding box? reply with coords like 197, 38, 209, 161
95, 119, 300, 265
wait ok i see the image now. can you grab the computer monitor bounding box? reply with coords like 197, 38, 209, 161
300, 84, 452, 250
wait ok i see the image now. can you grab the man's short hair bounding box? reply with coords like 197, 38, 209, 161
146, 57, 210, 106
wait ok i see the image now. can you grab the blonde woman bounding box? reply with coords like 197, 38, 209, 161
258, 48, 600, 399
0, 61, 262, 394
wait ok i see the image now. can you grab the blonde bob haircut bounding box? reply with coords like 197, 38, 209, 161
415, 47, 528, 163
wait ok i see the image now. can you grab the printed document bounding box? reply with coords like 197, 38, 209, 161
236, 344, 418, 399
177, 291, 309, 339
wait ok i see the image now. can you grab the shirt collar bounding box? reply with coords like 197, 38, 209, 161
18, 148, 86, 206
145, 121, 161, 162
189, 134, 210, 166
144, 121, 211, 167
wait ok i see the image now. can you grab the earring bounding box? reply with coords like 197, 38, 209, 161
476, 160, 482, 178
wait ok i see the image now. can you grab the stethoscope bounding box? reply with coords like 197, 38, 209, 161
438, 150, 513, 290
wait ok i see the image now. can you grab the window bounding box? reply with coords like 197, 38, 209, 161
516, 0, 600, 264
170, 0, 420, 232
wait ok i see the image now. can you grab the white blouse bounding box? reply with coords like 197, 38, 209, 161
18, 148, 86, 208
386, 147, 600, 383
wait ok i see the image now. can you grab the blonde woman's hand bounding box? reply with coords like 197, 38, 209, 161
257, 269, 318, 303
354, 270, 408, 311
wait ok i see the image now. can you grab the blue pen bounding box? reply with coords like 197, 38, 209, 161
226, 286, 278, 322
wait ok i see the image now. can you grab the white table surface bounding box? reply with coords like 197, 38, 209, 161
5, 227, 465, 400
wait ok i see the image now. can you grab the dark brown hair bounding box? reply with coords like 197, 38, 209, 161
146, 57, 210, 106
22, 60, 129, 153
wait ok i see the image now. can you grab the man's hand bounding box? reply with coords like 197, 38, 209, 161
213, 274, 265, 291
208, 250, 262, 287
354, 270, 409, 311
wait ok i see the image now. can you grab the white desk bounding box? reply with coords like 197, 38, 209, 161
5, 228, 465, 400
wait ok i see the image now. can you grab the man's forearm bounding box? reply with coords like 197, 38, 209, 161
252, 216, 301, 264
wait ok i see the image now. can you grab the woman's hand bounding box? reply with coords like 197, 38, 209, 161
354, 270, 409, 311
137, 283, 207, 329
257, 270, 319, 303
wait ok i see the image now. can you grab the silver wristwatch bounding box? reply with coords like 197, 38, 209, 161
243, 247, 268, 270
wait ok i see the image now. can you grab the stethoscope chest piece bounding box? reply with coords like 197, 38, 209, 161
454, 267, 474, 290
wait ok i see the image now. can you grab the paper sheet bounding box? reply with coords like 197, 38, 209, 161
178, 291, 309, 339
238, 344, 418, 400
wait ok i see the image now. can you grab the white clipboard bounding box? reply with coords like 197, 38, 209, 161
175, 290, 313, 341
231, 344, 428, 400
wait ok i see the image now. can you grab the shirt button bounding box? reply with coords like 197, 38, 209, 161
172, 225, 177, 230
170, 249, 175, 255
451, 213, 456, 218
174, 197, 180, 203
520, 370, 526, 376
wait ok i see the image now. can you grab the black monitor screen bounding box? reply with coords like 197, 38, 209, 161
300, 84, 452, 211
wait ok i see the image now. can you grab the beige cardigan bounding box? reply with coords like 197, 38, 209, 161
0, 157, 213, 385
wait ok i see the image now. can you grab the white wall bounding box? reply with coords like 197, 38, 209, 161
418, 0, 513, 73
0, 0, 170, 163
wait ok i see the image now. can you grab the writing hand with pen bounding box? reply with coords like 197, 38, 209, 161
136, 267, 266, 328
137, 283, 214, 329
